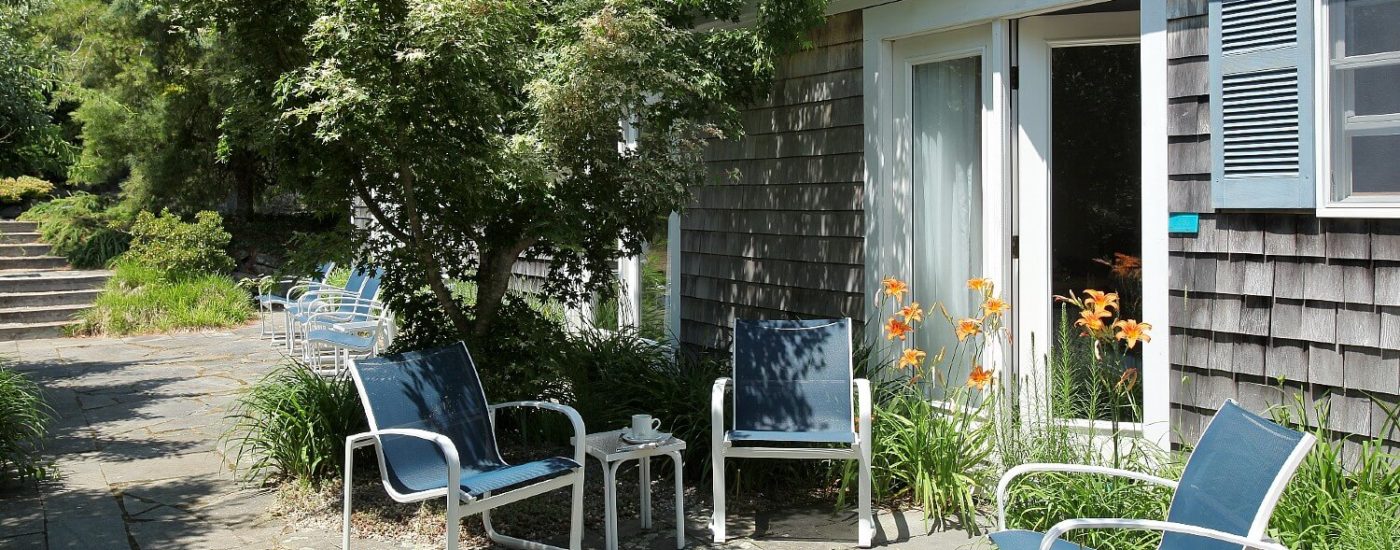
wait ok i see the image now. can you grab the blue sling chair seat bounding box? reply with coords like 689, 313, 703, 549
990, 400, 1316, 550
344, 343, 586, 550
711, 319, 873, 547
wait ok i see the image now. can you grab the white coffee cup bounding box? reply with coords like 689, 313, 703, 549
631, 414, 661, 437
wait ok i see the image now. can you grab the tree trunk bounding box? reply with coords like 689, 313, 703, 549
471, 238, 535, 337
228, 149, 259, 221
396, 162, 473, 339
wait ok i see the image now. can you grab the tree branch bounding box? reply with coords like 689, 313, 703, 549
350, 174, 413, 244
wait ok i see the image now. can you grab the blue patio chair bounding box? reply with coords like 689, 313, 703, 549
345, 342, 586, 550
991, 399, 1316, 550
710, 318, 873, 547
254, 261, 335, 339
287, 267, 383, 354
303, 303, 394, 377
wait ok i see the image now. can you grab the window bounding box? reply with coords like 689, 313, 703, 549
1321, 0, 1400, 212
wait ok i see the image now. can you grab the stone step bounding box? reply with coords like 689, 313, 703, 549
0, 304, 88, 325
0, 243, 53, 258
0, 232, 42, 245
0, 271, 110, 293
0, 289, 103, 309
0, 321, 70, 340
0, 256, 68, 271
0, 220, 39, 233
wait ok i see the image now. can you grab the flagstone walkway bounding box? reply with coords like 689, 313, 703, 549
0, 321, 986, 549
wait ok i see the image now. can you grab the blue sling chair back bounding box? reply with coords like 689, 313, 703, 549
344, 343, 586, 550
711, 318, 874, 547
283, 266, 371, 352
991, 399, 1316, 550
288, 267, 384, 355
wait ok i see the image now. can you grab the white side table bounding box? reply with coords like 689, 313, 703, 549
577, 430, 687, 550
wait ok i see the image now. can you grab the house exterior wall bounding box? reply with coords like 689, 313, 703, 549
680, 11, 867, 350
1165, 0, 1400, 445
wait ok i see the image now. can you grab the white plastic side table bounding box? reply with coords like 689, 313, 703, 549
576, 430, 686, 550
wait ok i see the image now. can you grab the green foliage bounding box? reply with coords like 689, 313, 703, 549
73, 259, 253, 336
125, 210, 234, 279
225, 360, 366, 485
1268, 394, 1400, 549
279, 0, 829, 342
0, 365, 53, 484
0, 3, 73, 180
0, 176, 55, 204
548, 328, 725, 476
20, 192, 132, 268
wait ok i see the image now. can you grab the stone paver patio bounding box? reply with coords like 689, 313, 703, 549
0, 320, 987, 549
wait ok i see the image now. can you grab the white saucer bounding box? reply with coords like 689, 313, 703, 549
620, 429, 670, 444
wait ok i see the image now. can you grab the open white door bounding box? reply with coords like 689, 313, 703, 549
1015, 11, 1167, 438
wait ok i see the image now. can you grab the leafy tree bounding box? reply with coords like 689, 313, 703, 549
280, 0, 827, 342
0, 0, 72, 179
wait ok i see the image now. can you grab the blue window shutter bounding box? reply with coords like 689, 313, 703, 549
1209, 0, 1316, 209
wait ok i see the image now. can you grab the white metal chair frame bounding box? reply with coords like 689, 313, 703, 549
287, 293, 383, 355
257, 263, 335, 339
343, 365, 587, 550
303, 307, 393, 377
994, 430, 1316, 550
710, 322, 874, 548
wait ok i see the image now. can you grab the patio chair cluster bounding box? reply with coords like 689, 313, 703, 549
334, 317, 1315, 550
254, 263, 394, 376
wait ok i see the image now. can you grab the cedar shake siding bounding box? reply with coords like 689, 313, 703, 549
681, 11, 866, 350
1166, 0, 1399, 446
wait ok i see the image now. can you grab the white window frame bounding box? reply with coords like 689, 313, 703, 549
1315, 0, 1400, 217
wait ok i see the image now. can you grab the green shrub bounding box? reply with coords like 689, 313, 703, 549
73, 260, 254, 336
1268, 394, 1400, 549
548, 328, 726, 478
126, 209, 234, 279
0, 176, 54, 205
225, 360, 366, 485
19, 193, 132, 268
0, 365, 52, 484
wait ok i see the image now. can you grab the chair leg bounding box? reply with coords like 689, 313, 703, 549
342, 443, 354, 549
858, 453, 873, 548
569, 470, 585, 550
446, 496, 460, 550
711, 451, 725, 543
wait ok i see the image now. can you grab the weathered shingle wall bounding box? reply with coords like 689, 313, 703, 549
1166, 0, 1400, 446
680, 11, 865, 350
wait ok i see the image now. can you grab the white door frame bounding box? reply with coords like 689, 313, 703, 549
863, 0, 1172, 449
1015, 11, 1170, 442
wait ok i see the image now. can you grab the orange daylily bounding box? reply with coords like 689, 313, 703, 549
882, 277, 909, 302
967, 277, 992, 292
885, 317, 913, 341
1111, 253, 1142, 280
982, 296, 1010, 317
898, 348, 927, 370
1083, 289, 1120, 313
1113, 319, 1153, 349
967, 364, 993, 390
899, 302, 925, 323
954, 318, 982, 341
1075, 308, 1111, 333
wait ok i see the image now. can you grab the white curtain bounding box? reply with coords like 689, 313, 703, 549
912, 56, 983, 393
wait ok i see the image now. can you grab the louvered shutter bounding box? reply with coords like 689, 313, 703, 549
1209, 0, 1316, 209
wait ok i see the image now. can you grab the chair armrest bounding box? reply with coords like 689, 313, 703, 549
712, 377, 732, 450
997, 463, 1179, 530
1040, 518, 1286, 550
489, 401, 587, 465
346, 428, 461, 498
854, 378, 872, 453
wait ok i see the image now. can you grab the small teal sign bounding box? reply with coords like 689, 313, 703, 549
1169, 212, 1200, 235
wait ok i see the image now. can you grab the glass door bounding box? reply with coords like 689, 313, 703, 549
892, 25, 1006, 397
1016, 12, 1147, 427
